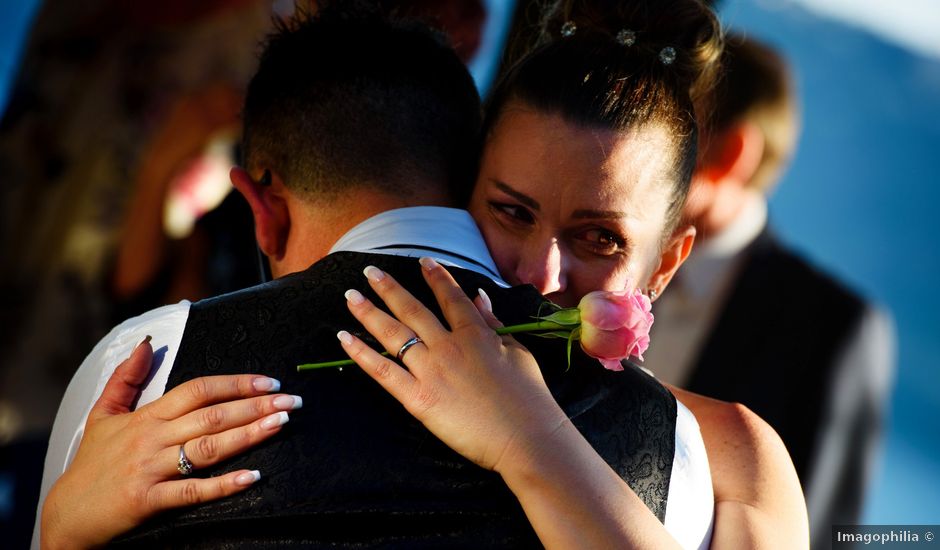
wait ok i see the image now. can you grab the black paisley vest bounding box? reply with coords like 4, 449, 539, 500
114, 252, 676, 548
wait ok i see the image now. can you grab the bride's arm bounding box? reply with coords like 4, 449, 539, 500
493, 410, 682, 549
338, 258, 680, 549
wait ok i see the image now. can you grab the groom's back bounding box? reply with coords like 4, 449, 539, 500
109, 8, 678, 546
112, 253, 677, 547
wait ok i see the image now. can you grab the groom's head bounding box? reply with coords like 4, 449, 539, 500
231, 7, 482, 276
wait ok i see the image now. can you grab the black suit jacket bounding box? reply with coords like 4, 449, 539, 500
114, 252, 678, 548
681, 228, 893, 550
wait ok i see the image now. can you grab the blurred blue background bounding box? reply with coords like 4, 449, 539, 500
716, 0, 940, 524
2, 0, 937, 529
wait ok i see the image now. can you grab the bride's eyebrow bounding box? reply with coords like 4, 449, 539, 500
493, 180, 540, 211
572, 210, 628, 219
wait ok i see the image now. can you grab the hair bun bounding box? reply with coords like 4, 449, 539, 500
538, 0, 723, 120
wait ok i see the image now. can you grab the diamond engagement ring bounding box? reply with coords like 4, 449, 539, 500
178, 444, 194, 475
396, 336, 423, 361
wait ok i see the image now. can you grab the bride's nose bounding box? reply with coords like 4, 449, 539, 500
515, 238, 567, 296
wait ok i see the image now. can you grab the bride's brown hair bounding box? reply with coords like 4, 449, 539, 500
484, 0, 723, 234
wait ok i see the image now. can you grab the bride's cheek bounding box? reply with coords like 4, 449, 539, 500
489, 242, 518, 281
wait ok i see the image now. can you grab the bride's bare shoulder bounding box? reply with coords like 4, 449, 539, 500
666, 384, 790, 475
665, 384, 807, 531
666, 385, 777, 452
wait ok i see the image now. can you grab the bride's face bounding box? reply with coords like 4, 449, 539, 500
469, 102, 681, 308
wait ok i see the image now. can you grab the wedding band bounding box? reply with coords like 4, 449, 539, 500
178, 444, 194, 476
396, 336, 423, 361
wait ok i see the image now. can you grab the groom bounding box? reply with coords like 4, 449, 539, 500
39, 9, 702, 547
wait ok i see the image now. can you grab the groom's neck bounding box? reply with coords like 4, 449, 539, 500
269, 185, 455, 279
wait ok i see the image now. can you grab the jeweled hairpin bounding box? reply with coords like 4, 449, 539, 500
659, 46, 677, 65
616, 29, 636, 46
560, 21, 577, 37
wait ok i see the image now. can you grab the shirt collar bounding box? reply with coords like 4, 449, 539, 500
328, 206, 507, 284
680, 195, 767, 299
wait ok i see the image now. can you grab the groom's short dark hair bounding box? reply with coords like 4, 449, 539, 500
242, 6, 482, 204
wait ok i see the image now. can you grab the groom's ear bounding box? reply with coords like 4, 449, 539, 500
645, 224, 696, 300
230, 166, 290, 261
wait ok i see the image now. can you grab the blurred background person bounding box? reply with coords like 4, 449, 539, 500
0, 2, 278, 547
641, 33, 895, 549
670, 3, 940, 542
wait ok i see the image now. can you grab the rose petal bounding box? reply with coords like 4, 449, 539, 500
598, 358, 625, 371
579, 293, 631, 330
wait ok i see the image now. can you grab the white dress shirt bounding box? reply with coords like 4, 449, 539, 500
35, 206, 713, 549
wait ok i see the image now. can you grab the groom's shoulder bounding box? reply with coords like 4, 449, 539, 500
97, 300, 193, 351
171, 252, 448, 380
65, 300, 192, 417
188, 252, 383, 312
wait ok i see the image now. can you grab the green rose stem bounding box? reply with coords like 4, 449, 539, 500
297, 319, 572, 372
493, 320, 569, 335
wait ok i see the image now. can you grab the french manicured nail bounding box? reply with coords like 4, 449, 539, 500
261, 411, 289, 429
345, 289, 366, 305
235, 470, 261, 486
419, 257, 439, 271
337, 330, 353, 345
273, 395, 303, 410
253, 377, 280, 392
363, 265, 385, 282
477, 288, 493, 313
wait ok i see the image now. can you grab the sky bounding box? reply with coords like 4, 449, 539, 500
1, 0, 938, 529
790, 0, 940, 60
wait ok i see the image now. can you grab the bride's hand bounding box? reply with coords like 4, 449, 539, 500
41, 339, 303, 549
337, 257, 569, 474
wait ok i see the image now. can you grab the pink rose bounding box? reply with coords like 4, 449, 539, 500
577, 289, 654, 371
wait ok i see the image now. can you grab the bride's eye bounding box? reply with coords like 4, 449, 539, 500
489, 202, 535, 225
577, 228, 628, 255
